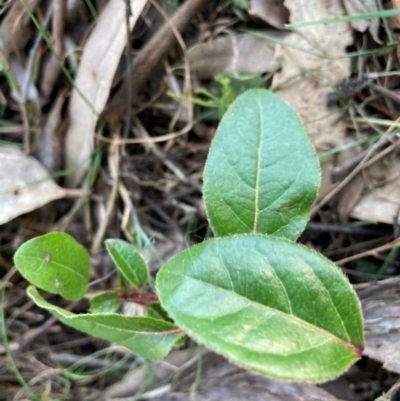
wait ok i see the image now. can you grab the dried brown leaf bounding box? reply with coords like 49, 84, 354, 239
188, 32, 280, 79
0, 147, 66, 224
249, 0, 289, 30
273, 0, 353, 197
351, 158, 400, 224
0, 0, 39, 58
356, 277, 400, 374
65, 0, 148, 187
343, 0, 381, 43
149, 352, 345, 401
350, 180, 400, 224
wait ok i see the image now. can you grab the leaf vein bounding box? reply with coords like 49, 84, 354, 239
174, 274, 357, 352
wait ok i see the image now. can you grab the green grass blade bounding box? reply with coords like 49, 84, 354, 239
286, 8, 400, 28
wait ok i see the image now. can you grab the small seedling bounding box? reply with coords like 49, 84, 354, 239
14, 89, 364, 383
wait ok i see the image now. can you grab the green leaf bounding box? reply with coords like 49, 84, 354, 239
27, 286, 181, 360
105, 239, 148, 289
14, 232, 90, 301
203, 89, 320, 240
146, 302, 173, 322
90, 291, 121, 314
156, 235, 364, 382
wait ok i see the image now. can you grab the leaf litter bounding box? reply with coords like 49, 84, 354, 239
0, 146, 66, 225
0, 0, 400, 399
65, 0, 148, 187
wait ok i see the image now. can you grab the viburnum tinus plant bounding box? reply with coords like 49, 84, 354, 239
14, 89, 364, 383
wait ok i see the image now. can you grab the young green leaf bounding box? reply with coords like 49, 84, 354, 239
203, 89, 320, 240
90, 291, 121, 314
14, 232, 90, 301
156, 235, 364, 382
105, 239, 148, 289
28, 286, 181, 360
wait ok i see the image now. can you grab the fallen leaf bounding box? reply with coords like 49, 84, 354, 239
350, 157, 400, 224
188, 32, 280, 79
356, 277, 400, 374
0, 146, 66, 225
350, 179, 400, 224
249, 0, 289, 30
149, 352, 346, 401
65, 0, 148, 187
272, 0, 353, 197
343, 0, 381, 43
0, 0, 38, 58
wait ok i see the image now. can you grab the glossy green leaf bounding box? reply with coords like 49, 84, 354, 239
27, 286, 181, 360
105, 239, 148, 289
203, 89, 320, 240
146, 302, 173, 322
14, 232, 90, 301
156, 235, 364, 382
90, 291, 121, 314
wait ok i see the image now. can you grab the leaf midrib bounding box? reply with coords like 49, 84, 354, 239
252, 97, 263, 233
112, 251, 140, 285
19, 255, 87, 280
171, 273, 360, 355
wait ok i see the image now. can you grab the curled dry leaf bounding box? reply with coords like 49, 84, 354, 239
0, 147, 66, 225
249, 0, 289, 30
356, 277, 400, 374
350, 157, 400, 225
350, 182, 400, 224
0, 0, 38, 58
65, 0, 148, 187
272, 0, 353, 198
188, 32, 280, 79
342, 0, 381, 43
